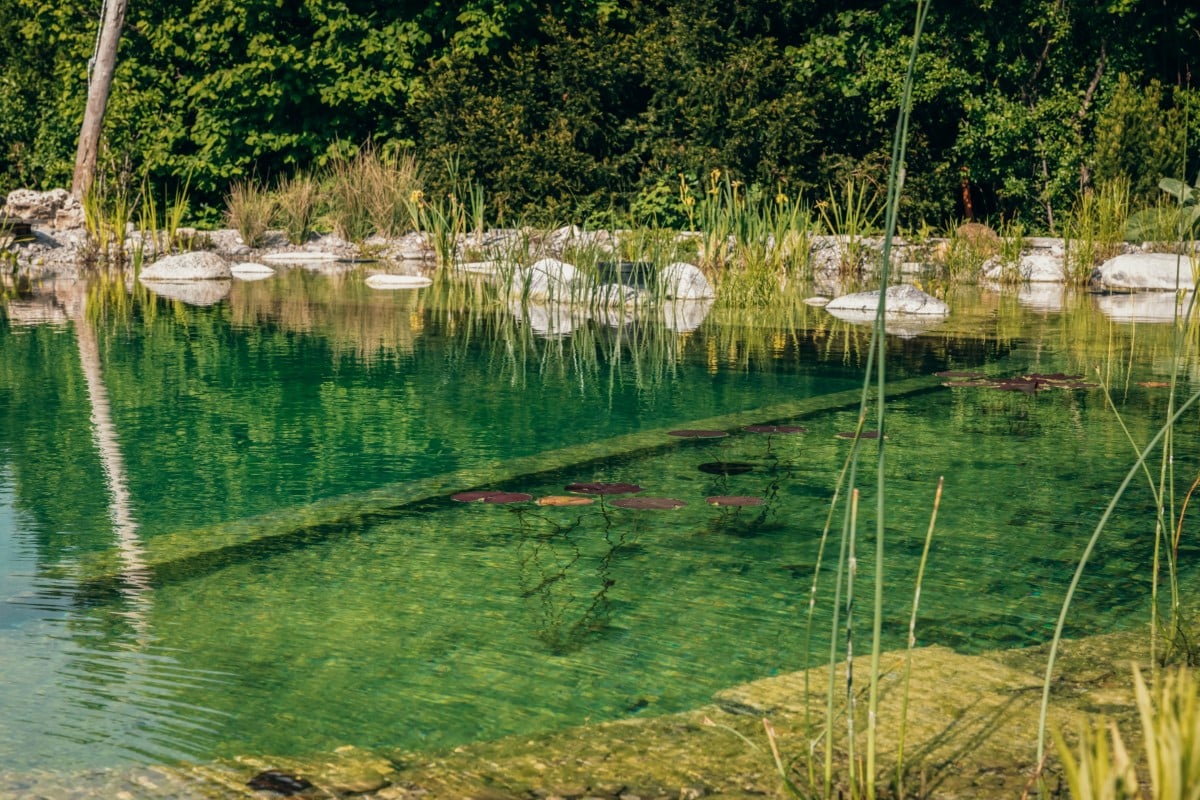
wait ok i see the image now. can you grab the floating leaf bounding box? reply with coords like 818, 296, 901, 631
565, 482, 644, 495
481, 492, 532, 504
1139, 380, 1172, 388
743, 424, 808, 434
698, 462, 755, 475
835, 430, 882, 439
452, 490, 531, 503
536, 495, 596, 507
612, 497, 686, 510
451, 491, 497, 502
706, 496, 765, 507
668, 429, 728, 438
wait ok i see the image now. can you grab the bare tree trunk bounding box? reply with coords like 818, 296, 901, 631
71, 0, 128, 200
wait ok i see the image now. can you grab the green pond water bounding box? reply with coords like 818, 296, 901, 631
0, 270, 1196, 777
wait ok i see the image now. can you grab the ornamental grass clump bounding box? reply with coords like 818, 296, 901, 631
325, 144, 421, 242
1056, 665, 1200, 800
276, 171, 319, 245
225, 178, 275, 248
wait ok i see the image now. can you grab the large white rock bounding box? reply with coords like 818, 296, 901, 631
1091, 253, 1197, 291
3, 188, 69, 220
516, 257, 583, 301
983, 253, 1065, 283
825, 284, 950, 316
139, 251, 231, 281
659, 262, 715, 300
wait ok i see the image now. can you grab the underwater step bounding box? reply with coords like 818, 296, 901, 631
77, 375, 944, 587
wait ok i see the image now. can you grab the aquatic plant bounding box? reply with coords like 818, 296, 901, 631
815, 178, 883, 281
82, 177, 135, 267
1126, 173, 1200, 244
1063, 178, 1130, 284
1056, 665, 1200, 800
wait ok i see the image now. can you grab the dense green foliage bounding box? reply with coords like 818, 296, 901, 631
0, 0, 1197, 229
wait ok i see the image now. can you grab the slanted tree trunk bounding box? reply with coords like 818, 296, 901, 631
71, 0, 128, 200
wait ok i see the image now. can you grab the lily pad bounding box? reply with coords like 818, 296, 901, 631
451, 490, 496, 502
451, 490, 531, 504
565, 482, 644, 495
1139, 380, 1172, 388
611, 497, 687, 510
481, 492, 533, 504
743, 424, 808, 434
536, 495, 596, 507
835, 430, 883, 439
706, 496, 765, 507
668, 429, 728, 438
698, 462, 755, 476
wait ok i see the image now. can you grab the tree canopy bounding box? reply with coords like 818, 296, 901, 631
1, 0, 1197, 229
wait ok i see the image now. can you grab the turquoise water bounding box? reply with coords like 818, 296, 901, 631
0, 272, 1194, 775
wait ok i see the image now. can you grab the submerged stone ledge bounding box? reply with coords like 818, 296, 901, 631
0, 631, 1150, 799
73, 377, 944, 588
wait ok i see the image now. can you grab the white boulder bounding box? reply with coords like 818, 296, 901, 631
1091, 253, 1197, 291
515, 257, 583, 302
659, 262, 715, 300
825, 284, 950, 316
983, 253, 1065, 283
139, 252, 231, 281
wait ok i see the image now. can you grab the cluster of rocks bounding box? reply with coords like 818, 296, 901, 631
5, 187, 1200, 329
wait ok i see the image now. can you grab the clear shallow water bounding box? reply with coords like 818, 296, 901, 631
0, 271, 1196, 775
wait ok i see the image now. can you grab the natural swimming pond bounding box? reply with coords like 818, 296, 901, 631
0, 269, 1196, 780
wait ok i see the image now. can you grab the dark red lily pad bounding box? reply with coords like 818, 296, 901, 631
698, 461, 755, 475
452, 490, 531, 503
452, 490, 498, 502
668, 429, 728, 438
835, 430, 882, 439
1139, 380, 1172, 388
935, 370, 987, 379
565, 482, 644, 495
743, 424, 808, 434
482, 492, 532, 504
942, 379, 991, 387
706, 495, 765, 507
611, 496, 686, 510
536, 495, 596, 507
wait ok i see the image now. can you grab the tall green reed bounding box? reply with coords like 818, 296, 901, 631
1062, 178, 1130, 284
